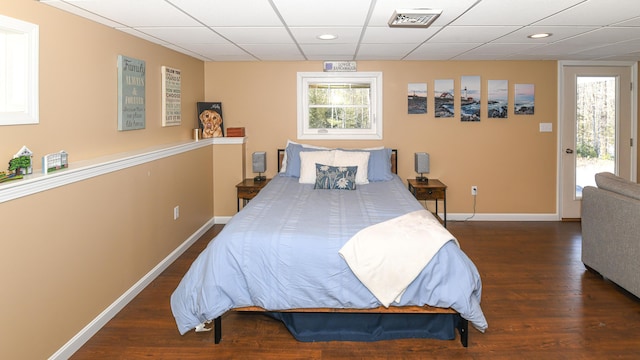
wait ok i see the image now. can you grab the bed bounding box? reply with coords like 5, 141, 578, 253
171, 143, 487, 346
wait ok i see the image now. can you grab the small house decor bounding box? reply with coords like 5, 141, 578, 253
12, 146, 33, 175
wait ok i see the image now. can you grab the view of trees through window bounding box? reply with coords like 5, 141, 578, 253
307, 83, 371, 130
575, 76, 616, 196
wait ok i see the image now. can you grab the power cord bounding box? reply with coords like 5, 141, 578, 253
462, 194, 477, 221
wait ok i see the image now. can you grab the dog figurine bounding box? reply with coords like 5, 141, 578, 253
199, 109, 223, 138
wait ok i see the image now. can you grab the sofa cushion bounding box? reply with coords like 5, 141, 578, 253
595, 172, 640, 201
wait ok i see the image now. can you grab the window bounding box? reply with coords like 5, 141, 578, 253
297, 72, 382, 140
0, 15, 39, 125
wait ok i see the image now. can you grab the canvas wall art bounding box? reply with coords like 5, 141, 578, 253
408, 83, 427, 114
488, 80, 508, 119
434, 79, 454, 118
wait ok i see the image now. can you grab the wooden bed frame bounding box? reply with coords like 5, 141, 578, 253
213, 149, 469, 347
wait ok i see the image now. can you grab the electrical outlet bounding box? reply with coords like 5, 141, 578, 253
173, 205, 180, 220
471, 186, 478, 196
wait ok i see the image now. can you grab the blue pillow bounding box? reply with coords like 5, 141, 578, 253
314, 163, 357, 190
283, 144, 326, 178
339, 148, 393, 181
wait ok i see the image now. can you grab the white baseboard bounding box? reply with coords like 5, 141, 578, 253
214, 216, 233, 224
49, 218, 216, 360
446, 213, 560, 221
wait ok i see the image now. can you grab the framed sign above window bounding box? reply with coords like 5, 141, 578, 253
297, 72, 383, 140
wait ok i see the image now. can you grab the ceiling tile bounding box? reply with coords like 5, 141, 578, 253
272, 0, 372, 26
493, 26, 595, 44
299, 43, 358, 60
213, 27, 293, 44
66, 0, 201, 27
430, 26, 520, 43
452, 0, 584, 26
405, 42, 484, 60
361, 26, 440, 44
289, 27, 363, 44
135, 27, 228, 44
240, 44, 305, 61
535, 0, 640, 26
356, 43, 419, 60
168, 0, 283, 26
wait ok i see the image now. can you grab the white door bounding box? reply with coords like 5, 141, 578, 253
560, 64, 635, 219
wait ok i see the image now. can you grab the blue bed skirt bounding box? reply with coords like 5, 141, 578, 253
266, 312, 458, 342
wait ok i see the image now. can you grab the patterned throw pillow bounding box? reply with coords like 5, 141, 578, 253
314, 163, 357, 190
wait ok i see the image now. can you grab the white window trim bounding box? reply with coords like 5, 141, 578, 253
297, 71, 382, 140
0, 14, 39, 125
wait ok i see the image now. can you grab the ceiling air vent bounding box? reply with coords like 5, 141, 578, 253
388, 9, 442, 28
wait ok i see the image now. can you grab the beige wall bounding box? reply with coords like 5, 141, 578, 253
213, 141, 247, 217
0, 1, 210, 359
204, 61, 560, 214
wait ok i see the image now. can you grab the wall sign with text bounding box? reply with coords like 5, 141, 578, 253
117, 55, 146, 131
161, 66, 181, 126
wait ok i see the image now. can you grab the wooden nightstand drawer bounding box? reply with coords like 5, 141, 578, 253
236, 178, 271, 211
413, 187, 445, 200
237, 187, 261, 200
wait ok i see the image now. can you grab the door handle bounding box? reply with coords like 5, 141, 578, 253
565, 148, 574, 154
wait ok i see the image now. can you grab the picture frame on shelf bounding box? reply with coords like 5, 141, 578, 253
197, 102, 224, 138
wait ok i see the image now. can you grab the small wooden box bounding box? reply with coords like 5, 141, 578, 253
226, 127, 245, 137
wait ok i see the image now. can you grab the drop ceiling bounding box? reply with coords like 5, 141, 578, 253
39, 0, 640, 62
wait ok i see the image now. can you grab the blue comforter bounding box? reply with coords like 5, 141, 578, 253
171, 175, 487, 335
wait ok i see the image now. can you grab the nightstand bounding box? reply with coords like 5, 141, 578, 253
236, 178, 270, 211
407, 179, 447, 227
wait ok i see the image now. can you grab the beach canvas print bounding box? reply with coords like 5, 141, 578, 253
488, 80, 508, 118
515, 84, 535, 115
434, 79, 454, 118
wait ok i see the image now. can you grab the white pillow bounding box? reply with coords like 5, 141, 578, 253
299, 150, 335, 184
333, 150, 370, 185
280, 140, 330, 173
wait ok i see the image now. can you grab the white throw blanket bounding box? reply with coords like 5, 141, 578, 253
339, 210, 459, 307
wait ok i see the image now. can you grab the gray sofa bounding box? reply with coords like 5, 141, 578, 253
581, 172, 640, 299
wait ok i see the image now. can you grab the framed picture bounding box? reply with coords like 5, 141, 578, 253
408, 83, 427, 114
161, 66, 181, 127
117, 55, 146, 131
197, 102, 224, 138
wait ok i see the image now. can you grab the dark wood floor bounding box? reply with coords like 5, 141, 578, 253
71, 221, 640, 359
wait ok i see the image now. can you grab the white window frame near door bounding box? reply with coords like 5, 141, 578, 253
0, 14, 39, 125
297, 72, 382, 140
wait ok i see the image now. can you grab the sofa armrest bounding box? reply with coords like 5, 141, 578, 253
581, 186, 640, 298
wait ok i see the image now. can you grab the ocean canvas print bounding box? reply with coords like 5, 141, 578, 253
515, 84, 535, 115
488, 80, 508, 118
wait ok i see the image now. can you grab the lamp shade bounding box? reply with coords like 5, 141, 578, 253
414, 152, 430, 174
252, 151, 266, 173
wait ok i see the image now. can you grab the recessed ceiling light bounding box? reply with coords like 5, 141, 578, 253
388, 9, 442, 28
317, 34, 338, 40
528, 33, 552, 39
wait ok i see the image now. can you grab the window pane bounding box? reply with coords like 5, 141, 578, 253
575, 76, 616, 198
307, 83, 371, 129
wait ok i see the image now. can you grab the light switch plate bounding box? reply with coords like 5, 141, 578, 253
539, 123, 553, 132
